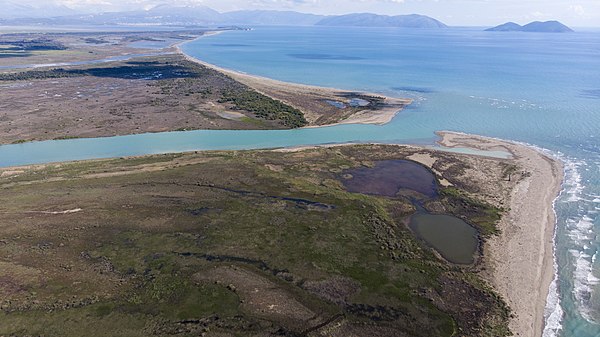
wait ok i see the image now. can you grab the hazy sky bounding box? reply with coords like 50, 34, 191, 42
16, 0, 600, 26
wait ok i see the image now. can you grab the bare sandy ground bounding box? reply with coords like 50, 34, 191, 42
438, 131, 563, 337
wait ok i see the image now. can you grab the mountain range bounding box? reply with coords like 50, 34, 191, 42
0, 3, 574, 32
0, 3, 447, 29
316, 13, 447, 29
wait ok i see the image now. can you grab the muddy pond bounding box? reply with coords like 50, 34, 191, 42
341, 160, 478, 264
341, 160, 438, 198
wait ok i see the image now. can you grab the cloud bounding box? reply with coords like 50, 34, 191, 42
569, 4, 585, 16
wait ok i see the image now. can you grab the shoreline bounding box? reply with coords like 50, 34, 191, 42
438, 131, 564, 337
175, 37, 411, 127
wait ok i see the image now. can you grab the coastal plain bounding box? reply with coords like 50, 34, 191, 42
0, 29, 565, 337
1, 141, 520, 337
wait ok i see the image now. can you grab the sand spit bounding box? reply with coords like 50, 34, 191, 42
438, 131, 563, 337
176, 43, 410, 127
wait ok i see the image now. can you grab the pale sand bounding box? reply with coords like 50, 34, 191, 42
438, 131, 563, 337
176, 43, 410, 126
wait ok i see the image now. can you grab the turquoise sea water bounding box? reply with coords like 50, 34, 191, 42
1, 26, 599, 336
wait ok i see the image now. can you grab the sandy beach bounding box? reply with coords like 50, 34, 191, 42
176, 42, 411, 126
438, 131, 563, 337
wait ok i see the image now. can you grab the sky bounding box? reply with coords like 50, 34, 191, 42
9, 0, 600, 26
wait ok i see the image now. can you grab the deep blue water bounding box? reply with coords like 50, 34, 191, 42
1, 26, 599, 336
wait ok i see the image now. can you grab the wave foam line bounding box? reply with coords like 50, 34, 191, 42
543, 191, 566, 337
558, 158, 600, 326
542, 151, 569, 337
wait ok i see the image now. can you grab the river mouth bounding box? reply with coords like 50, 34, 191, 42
341, 159, 479, 265
409, 213, 479, 265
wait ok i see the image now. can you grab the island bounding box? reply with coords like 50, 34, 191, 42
315, 13, 448, 28
486, 20, 574, 33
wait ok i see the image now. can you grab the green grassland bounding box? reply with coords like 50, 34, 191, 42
0, 145, 510, 336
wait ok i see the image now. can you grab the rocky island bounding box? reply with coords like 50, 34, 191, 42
486, 20, 574, 33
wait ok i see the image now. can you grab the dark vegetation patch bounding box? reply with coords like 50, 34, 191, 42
83, 37, 110, 44
0, 60, 201, 81
437, 187, 503, 237
0, 52, 31, 58
0, 54, 307, 129
219, 89, 308, 128
0, 39, 66, 51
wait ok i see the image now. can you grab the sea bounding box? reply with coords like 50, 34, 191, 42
0, 25, 598, 336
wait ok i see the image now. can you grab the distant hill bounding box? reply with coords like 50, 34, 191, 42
486, 21, 573, 33
485, 22, 522, 32
316, 13, 447, 28
0, 6, 325, 26
51, 5, 223, 26
221, 10, 324, 26
0, 0, 78, 19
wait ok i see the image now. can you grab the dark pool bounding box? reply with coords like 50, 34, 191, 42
409, 213, 479, 264
341, 160, 438, 198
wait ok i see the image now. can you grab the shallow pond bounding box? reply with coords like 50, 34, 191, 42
409, 213, 479, 264
341, 160, 438, 198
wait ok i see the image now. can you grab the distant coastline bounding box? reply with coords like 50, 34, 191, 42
176, 35, 411, 127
